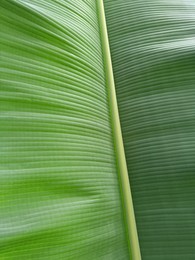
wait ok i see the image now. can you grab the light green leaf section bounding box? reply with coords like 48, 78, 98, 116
104, 1, 195, 259
0, 1, 129, 259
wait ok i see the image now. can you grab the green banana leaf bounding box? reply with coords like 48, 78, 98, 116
0, 1, 133, 259
104, 0, 195, 259
1, 0, 195, 259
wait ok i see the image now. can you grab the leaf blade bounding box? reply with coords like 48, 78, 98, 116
0, 1, 129, 259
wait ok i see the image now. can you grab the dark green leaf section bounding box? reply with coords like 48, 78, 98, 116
104, 1, 195, 259
0, 1, 129, 259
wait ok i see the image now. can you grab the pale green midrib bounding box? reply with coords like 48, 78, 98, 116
96, 1, 141, 259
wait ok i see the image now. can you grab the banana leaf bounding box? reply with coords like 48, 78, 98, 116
104, 0, 195, 259
1, 0, 195, 259
0, 1, 133, 259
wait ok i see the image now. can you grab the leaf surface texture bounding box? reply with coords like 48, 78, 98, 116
0, 1, 129, 259
104, 0, 195, 259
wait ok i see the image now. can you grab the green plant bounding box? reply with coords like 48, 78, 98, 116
1, 1, 195, 259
